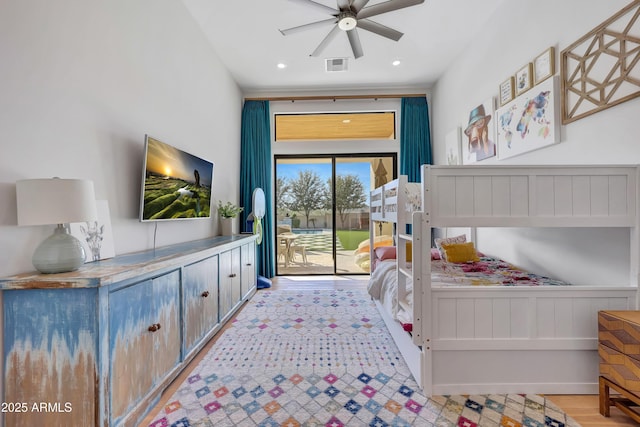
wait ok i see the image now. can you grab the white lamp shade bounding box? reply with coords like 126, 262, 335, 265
16, 178, 98, 226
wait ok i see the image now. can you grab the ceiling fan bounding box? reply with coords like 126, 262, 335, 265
279, 0, 425, 59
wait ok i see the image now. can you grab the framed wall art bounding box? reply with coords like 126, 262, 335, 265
515, 63, 533, 96
561, 1, 640, 124
496, 76, 560, 160
70, 199, 115, 262
533, 47, 555, 85
462, 97, 496, 164
499, 76, 515, 106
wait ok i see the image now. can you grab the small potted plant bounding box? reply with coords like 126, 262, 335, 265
218, 200, 243, 236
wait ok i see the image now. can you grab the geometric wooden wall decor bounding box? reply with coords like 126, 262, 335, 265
561, 1, 640, 124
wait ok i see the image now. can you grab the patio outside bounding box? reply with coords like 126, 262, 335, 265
277, 226, 371, 275
275, 155, 395, 275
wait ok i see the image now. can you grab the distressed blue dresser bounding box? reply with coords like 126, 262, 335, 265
0, 235, 257, 427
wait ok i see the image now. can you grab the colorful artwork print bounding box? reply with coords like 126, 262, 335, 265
462, 98, 496, 164
496, 77, 559, 160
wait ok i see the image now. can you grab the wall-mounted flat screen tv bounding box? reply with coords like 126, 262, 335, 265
139, 135, 214, 221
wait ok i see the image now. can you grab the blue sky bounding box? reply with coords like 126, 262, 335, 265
277, 161, 372, 202
277, 161, 371, 186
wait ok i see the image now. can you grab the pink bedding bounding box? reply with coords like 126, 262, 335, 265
431, 255, 569, 287
368, 254, 570, 331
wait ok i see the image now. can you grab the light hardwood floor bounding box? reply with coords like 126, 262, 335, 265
140, 276, 638, 426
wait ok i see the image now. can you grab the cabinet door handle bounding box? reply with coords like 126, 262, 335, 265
201, 291, 210, 298
229, 273, 237, 278
148, 323, 161, 332
246, 263, 252, 266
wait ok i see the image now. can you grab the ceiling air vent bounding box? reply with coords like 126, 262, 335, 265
325, 58, 348, 72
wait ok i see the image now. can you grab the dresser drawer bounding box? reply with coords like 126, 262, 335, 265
598, 311, 640, 361
599, 343, 640, 393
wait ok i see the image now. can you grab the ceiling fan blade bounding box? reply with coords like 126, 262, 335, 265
347, 28, 364, 59
357, 0, 424, 20
351, 0, 370, 13
289, 0, 339, 15
337, 0, 351, 10
357, 19, 403, 41
311, 24, 341, 56
280, 18, 338, 35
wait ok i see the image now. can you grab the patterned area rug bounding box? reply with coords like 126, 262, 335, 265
148, 289, 578, 427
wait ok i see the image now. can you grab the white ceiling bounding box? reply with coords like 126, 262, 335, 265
181, 0, 507, 93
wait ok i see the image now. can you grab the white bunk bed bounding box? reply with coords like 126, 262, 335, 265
369, 164, 639, 396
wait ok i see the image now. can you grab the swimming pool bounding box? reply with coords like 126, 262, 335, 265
293, 229, 329, 235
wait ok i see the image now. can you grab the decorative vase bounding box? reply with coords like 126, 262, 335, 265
221, 217, 234, 236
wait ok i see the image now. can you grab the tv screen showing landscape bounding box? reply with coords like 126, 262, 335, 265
140, 135, 214, 221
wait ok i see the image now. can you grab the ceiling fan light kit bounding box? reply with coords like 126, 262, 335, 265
338, 12, 357, 31
280, 0, 425, 59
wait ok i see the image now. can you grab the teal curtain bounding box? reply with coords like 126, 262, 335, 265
240, 100, 274, 278
400, 97, 432, 182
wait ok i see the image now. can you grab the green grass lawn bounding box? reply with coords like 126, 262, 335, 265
336, 230, 369, 251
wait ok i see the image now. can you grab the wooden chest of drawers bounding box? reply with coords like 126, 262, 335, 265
598, 310, 640, 422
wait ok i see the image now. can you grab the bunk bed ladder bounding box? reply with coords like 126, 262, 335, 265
417, 165, 433, 395
395, 176, 411, 319
409, 212, 422, 346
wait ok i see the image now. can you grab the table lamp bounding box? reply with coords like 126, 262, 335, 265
16, 178, 97, 274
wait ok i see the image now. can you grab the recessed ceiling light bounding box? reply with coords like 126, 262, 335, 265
392, 60, 401, 66
277, 62, 287, 69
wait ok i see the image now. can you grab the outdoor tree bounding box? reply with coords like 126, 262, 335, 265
288, 170, 328, 227
275, 176, 290, 213
333, 174, 366, 228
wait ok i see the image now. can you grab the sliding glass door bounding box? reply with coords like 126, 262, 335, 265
275, 154, 396, 275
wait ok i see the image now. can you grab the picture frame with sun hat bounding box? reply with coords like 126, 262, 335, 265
461, 98, 497, 164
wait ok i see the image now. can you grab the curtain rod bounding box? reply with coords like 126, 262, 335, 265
244, 93, 426, 102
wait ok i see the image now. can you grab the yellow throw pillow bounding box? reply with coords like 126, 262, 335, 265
440, 242, 480, 263
434, 234, 467, 260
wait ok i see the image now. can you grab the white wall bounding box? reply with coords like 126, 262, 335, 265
0, 0, 243, 277
430, 0, 638, 285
